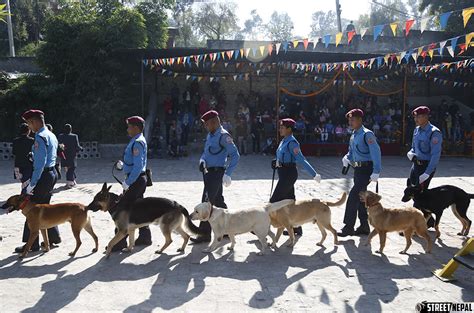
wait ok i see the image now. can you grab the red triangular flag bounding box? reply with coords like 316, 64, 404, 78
405, 19, 415, 36
348, 30, 356, 44
268, 44, 273, 55
303, 39, 309, 50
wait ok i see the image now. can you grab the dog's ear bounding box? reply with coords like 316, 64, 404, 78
107, 185, 112, 192
102, 182, 107, 192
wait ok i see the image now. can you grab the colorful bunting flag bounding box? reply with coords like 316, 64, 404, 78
462, 7, 474, 27
303, 39, 309, 50
259, 45, 265, 56
439, 40, 447, 54
323, 35, 331, 48
428, 49, 434, 59
439, 11, 452, 30
447, 46, 454, 57
335, 32, 343, 47
373, 25, 384, 41
293, 40, 299, 48
360, 27, 368, 39
275, 43, 281, 54
268, 44, 273, 55
347, 30, 356, 44
405, 19, 415, 36
466, 33, 474, 47
420, 17, 430, 33
390, 22, 398, 36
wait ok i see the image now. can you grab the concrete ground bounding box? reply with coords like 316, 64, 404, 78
0, 155, 473, 312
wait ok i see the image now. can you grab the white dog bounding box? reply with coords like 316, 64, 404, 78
190, 199, 294, 255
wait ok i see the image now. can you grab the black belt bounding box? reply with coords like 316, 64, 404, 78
43, 167, 55, 172
206, 167, 225, 172
414, 159, 429, 166
280, 163, 296, 168
352, 161, 373, 168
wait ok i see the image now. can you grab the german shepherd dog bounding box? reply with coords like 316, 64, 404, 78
402, 185, 473, 238
87, 183, 205, 258
1, 194, 98, 259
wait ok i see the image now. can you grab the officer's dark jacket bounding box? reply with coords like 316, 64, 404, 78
58, 133, 82, 167
12, 135, 34, 168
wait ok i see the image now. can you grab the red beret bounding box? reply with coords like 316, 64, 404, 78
126, 116, 145, 125
22, 109, 44, 121
280, 118, 296, 128
346, 109, 364, 119
412, 106, 430, 116
201, 110, 219, 122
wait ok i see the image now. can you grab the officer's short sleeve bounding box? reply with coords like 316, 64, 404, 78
365, 131, 382, 174
222, 133, 240, 176
426, 131, 442, 175
288, 141, 317, 177
30, 135, 48, 186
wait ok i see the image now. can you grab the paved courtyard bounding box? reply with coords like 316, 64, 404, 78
0, 155, 473, 312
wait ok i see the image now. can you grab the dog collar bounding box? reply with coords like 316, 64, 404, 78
18, 196, 31, 211
208, 204, 214, 220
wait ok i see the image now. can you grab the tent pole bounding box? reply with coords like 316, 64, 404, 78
276, 66, 281, 143
402, 66, 408, 147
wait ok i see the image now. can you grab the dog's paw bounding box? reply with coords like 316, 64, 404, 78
399, 250, 407, 254
316, 242, 324, 247
457, 231, 464, 236
68, 252, 76, 257
257, 251, 264, 256
177, 248, 184, 252
271, 243, 277, 249
92, 248, 98, 253
227, 246, 234, 251
286, 242, 294, 247
375, 250, 384, 254
155, 250, 163, 254
121, 248, 132, 253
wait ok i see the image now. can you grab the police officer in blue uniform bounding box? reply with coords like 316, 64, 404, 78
15, 109, 61, 253
191, 110, 240, 243
406, 106, 442, 228
270, 118, 321, 236
111, 116, 151, 251
338, 109, 382, 237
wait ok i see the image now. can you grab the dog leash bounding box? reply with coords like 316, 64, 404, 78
112, 163, 123, 185
269, 167, 276, 201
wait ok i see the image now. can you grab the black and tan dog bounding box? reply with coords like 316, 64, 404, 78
1, 194, 98, 258
402, 185, 473, 238
87, 183, 205, 258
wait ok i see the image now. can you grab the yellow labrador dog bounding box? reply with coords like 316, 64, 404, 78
191, 199, 294, 255
270, 193, 347, 247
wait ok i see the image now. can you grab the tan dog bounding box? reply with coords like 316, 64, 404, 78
269, 193, 347, 247
1, 194, 98, 259
359, 191, 432, 255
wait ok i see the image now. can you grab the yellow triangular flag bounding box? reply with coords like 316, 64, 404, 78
335, 32, 343, 47
418, 47, 423, 55
390, 22, 398, 36
428, 49, 434, 59
351, 62, 355, 69
462, 7, 474, 27
466, 33, 474, 46
396, 55, 401, 64
245, 48, 250, 57
259, 45, 265, 56
293, 40, 299, 48
384, 54, 390, 64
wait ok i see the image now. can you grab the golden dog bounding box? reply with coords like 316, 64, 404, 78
359, 191, 432, 255
2, 194, 98, 258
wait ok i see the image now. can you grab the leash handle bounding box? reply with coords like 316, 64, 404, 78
269, 168, 276, 201
342, 165, 350, 175
112, 163, 123, 185
376, 182, 379, 194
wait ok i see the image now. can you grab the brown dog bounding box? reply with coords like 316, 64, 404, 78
269, 193, 347, 247
359, 191, 432, 255
1, 194, 98, 258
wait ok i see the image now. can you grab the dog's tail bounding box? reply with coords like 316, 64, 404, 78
324, 192, 347, 207
179, 205, 206, 236
264, 199, 295, 213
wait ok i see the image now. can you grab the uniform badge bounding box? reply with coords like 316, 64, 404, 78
293, 147, 300, 155
226, 136, 233, 144
432, 136, 439, 144
367, 137, 375, 145
34, 142, 39, 150
133, 148, 140, 156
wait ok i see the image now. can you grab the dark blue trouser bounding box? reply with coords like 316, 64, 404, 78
343, 166, 372, 230
66, 166, 76, 182
19, 167, 33, 194
199, 168, 227, 236
22, 169, 61, 247
270, 167, 298, 203
114, 175, 150, 248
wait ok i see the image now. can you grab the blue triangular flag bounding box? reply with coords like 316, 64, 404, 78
282, 42, 289, 53
373, 25, 384, 41
377, 57, 383, 67
439, 12, 452, 30
323, 35, 331, 48
451, 36, 459, 51
234, 50, 239, 60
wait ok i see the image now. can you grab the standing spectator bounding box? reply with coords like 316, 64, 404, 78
320, 124, 329, 142
445, 112, 452, 140
164, 108, 175, 145
180, 109, 193, 146
183, 89, 191, 111
236, 119, 248, 155
58, 124, 82, 188
163, 96, 173, 113
12, 123, 34, 194
250, 117, 263, 153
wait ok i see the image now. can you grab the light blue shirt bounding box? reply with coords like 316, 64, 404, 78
276, 134, 317, 177
123, 133, 147, 186
345, 125, 382, 174
409, 122, 442, 175
31, 126, 58, 187
201, 126, 240, 176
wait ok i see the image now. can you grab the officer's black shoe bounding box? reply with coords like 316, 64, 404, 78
14, 244, 40, 253
134, 237, 152, 246
354, 225, 370, 236
190, 236, 211, 243
283, 227, 303, 236
109, 240, 128, 252
427, 217, 436, 229
337, 227, 355, 237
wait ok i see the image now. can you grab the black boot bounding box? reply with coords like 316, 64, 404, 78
337, 226, 355, 237
14, 243, 39, 253
354, 224, 370, 236
110, 237, 128, 252
190, 235, 211, 243
283, 227, 303, 236
135, 226, 152, 246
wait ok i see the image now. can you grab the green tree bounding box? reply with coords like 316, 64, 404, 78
136, 0, 173, 48
266, 11, 294, 41
419, 0, 473, 33
0, 3, 8, 22
193, 2, 239, 40
240, 9, 263, 40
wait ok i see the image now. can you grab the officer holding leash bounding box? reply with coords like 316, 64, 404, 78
111, 116, 151, 251
12, 123, 34, 194
406, 106, 442, 228
15, 109, 61, 253
191, 110, 240, 243
338, 109, 381, 237
270, 118, 321, 237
